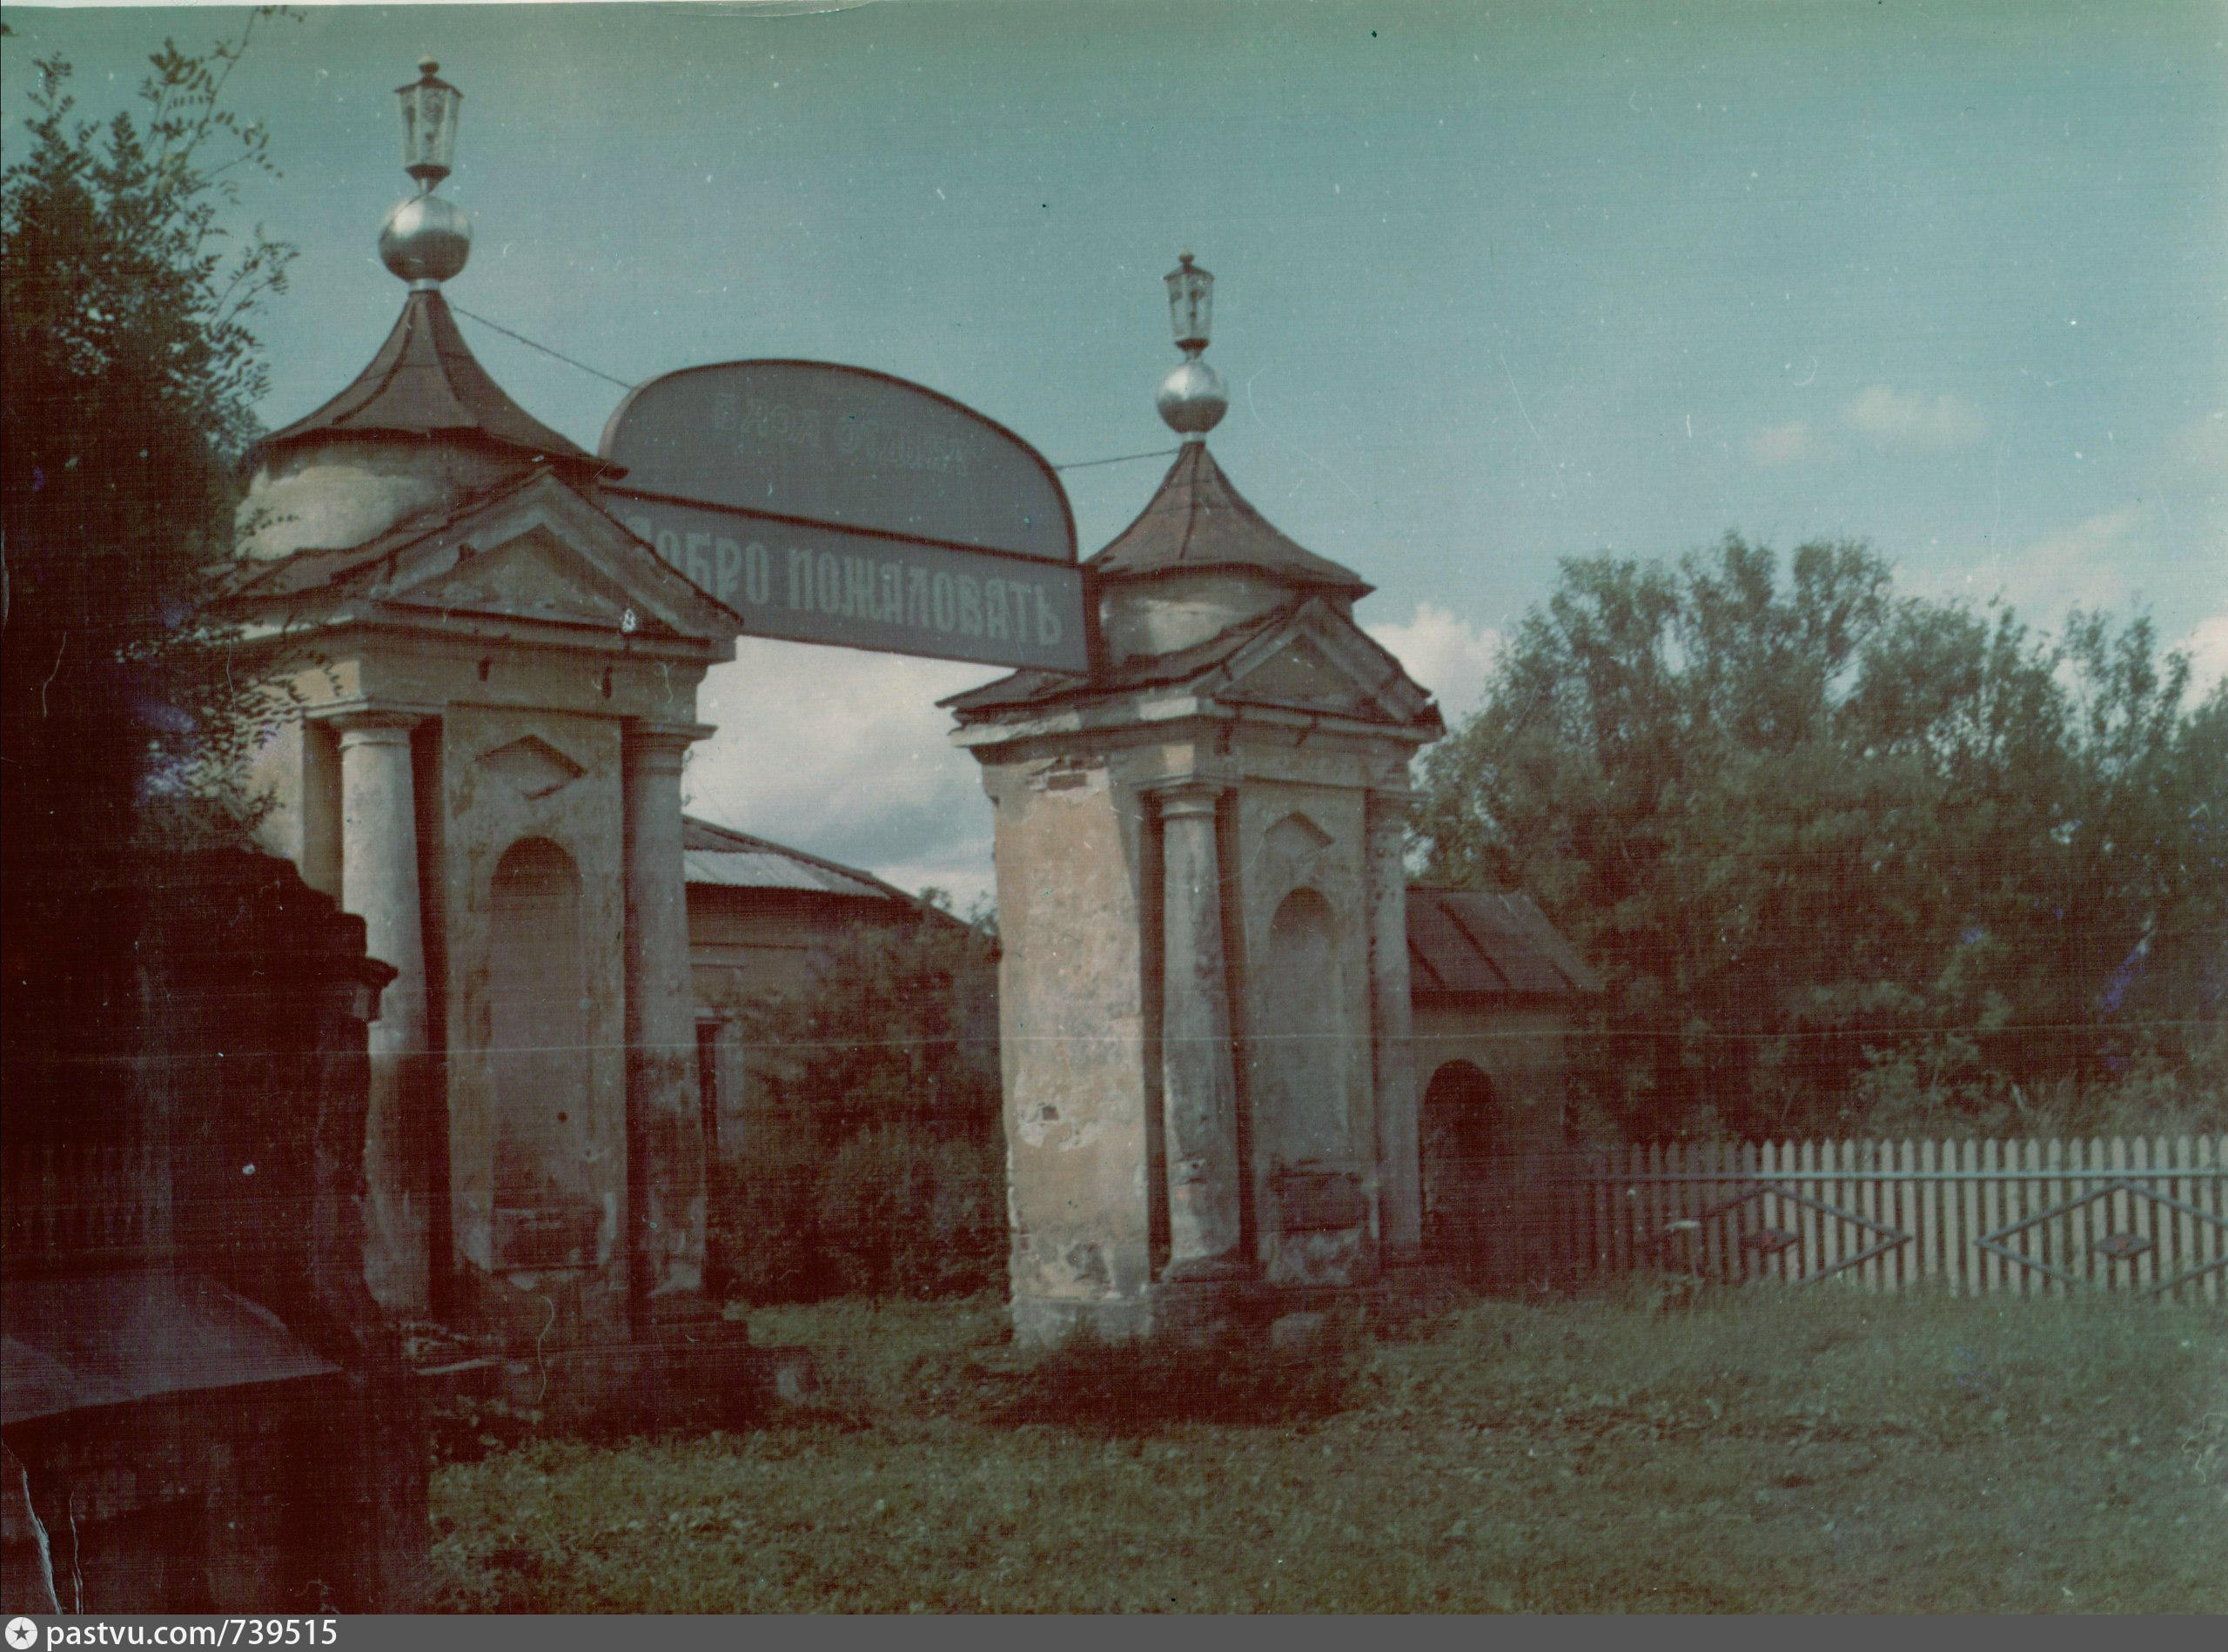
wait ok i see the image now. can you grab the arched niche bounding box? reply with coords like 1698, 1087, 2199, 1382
488, 836, 594, 1269
1419, 1059, 1498, 1276
1253, 885, 1353, 1193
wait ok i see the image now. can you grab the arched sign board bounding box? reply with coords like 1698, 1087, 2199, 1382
597, 361, 1089, 674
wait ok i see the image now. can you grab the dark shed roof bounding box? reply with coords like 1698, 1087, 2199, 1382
1090, 442, 1371, 594
259, 289, 598, 473
1407, 887, 1603, 1001
2, 1270, 339, 1424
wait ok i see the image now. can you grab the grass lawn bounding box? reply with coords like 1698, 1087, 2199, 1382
430, 1285, 2226, 1612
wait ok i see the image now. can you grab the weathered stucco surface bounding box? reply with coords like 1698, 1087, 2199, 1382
981, 757, 1155, 1344
1097, 571, 1288, 664
234, 439, 522, 561
1413, 1005, 1581, 1291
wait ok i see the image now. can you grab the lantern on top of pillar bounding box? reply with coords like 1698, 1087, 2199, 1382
396, 56, 463, 185
1166, 250, 1213, 353
1157, 251, 1229, 437
379, 57, 471, 288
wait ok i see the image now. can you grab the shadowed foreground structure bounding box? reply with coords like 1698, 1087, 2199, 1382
2, 853, 425, 1612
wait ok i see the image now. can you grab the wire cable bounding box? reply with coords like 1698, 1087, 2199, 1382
449, 304, 1184, 474
1055, 447, 1180, 472
447, 301, 637, 391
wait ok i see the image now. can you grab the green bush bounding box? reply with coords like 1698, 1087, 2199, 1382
705, 903, 1008, 1304
816, 1125, 1005, 1299
708, 1125, 1005, 1304
707, 1137, 829, 1305
1854, 1027, 2228, 1140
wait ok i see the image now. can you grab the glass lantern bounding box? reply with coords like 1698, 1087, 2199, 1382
395, 57, 463, 187
1165, 251, 1213, 356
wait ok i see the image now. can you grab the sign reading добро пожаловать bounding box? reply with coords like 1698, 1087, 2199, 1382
597, 360, 1087, 673
601, 490, 1085, 671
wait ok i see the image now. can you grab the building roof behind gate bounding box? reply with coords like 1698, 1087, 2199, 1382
1407, 887, 1603, 1001
682, 816, 952, 913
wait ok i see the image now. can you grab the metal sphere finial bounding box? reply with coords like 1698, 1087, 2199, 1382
419, 55, 440, 76
1157, 358, 1229, 436
380, 191, 472, 286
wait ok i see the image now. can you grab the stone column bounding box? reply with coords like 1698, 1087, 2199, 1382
1157, 782, 1246, 1277
623, 722, 708, 1318
334, 710, 432, 1316
1366, 790, 1424, 1262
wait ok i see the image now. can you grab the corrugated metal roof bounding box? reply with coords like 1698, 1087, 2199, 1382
1407, 887, 1602, 1001
681, 816, 929, 907
683, 849, 894, 900
2, 1270, 340, 1424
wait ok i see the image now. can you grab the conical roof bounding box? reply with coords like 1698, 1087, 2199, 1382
1088, 440, 1370, 594
260, 288, 598, 473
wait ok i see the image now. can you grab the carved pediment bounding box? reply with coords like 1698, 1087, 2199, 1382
226, 471, 744, 647
478, 734, 586, 800
1224, 635, 1374, 711
1203, 599, 1442, 734
389, 528, 668, 635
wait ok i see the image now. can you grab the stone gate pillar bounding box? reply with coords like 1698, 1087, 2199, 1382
946, 257, 1446, 1346
623, 721, 710, 1317
949, 445, 1445, 1349
334, 708, 433, 1316
1156, 781, 1246, 1275
1366, 789, 1424, 1263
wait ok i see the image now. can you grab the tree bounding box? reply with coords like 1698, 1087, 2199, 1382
3, 15, 296, 1111
3, 13, 295, 853
735, 900, 1003, 1149
1415, 534, 2228, 1139
707, 904, 1007, 1299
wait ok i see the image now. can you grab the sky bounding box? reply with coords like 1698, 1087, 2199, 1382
6, 0, 2224, 908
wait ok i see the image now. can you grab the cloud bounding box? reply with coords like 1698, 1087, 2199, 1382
1943, 503, 2147, 620
2160, 410, 2228, 482
2178, 610, 2228, 702
1843, 384, 1990, 450
1366, 601, 1504, 725
686, 639, 1002, 910
681, 602, 1508, 910
1742, 420, 1815, 467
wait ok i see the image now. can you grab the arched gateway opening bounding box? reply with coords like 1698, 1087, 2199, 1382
1419, 1060, 1498, 1278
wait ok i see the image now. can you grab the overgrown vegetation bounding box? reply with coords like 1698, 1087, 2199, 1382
2, 13, 297, 844
1415, 537, 2228, 1142
2, 14, 299, 1125
430, 1287, 2227, 1612
708, 909, 1006, 1301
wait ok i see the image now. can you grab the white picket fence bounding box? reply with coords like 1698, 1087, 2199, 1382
1567, 1135, 2227, 1304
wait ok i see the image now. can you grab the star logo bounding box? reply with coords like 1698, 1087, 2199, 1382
6, 1617, 39, 1650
